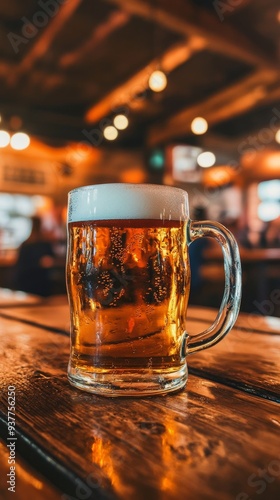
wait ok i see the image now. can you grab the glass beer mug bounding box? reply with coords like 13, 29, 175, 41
66, 183, 241, 396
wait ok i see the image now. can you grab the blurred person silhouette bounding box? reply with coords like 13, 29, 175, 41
189, 206, 209, 304
265, 216, 280, 248
15, 216, 55, 297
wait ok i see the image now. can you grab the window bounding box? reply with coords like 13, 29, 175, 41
0, 194, 50, 252
257, 180, 280, 222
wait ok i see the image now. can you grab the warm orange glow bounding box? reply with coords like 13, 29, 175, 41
242, 150, 280, 180
15, 464, 43, 490
4, 136, 101, 167
91, 434, 133, 497
264, 152, 280, 170
69, 142, 93, 160
0, 136, 102, 197
203, 166, 237, 187
89, 415, 201, 499
120, 168, 147, 184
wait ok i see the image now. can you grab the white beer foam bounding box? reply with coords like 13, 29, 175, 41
68, 183, 189, 222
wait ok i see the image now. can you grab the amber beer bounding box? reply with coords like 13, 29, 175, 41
67, 219, 190, 386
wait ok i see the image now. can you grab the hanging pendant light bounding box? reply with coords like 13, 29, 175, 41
148, 70, 167, 92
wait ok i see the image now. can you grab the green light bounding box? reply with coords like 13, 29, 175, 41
149, 150, 164, 169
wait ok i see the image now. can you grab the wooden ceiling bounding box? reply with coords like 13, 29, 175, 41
0, 0, 280, 161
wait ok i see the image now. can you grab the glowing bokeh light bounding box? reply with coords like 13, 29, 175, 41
103, 126, 118, 141
10, 132, 30, 150
148, 70, 167, 92
113, 114, 129, 130
191, 117, 208, 135
197, 151, 216, 168
0, 130, 10, 148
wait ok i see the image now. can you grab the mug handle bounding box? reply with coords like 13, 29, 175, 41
186, 220, 242, 354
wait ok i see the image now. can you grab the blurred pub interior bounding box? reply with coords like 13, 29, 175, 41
0, 0, 279, 315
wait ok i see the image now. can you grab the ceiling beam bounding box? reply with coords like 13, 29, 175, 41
39, 10, 130, 93
1, 9, 130, 93
85, 36, 206, 123
7, 0, 83, 87
147, 68, 280, 146
105, 0, 272, 67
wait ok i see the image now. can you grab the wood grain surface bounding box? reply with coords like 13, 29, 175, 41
188, 306, 280, 334
0, 304, 70, 334
187, 330, 280, 402
0, 315, 280, 500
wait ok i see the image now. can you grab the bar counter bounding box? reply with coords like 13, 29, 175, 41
0, 297, 279, 499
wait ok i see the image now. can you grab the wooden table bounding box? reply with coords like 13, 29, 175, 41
0, 299, 279, 500
0, 288, 42, 308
